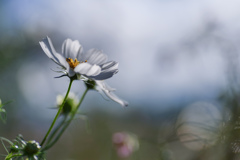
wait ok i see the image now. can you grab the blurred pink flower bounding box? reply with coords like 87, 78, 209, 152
112, 132, 139, 158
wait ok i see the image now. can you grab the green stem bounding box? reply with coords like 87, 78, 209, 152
45, 115, 68, 146
40, 79, 73, 147
42, 88, 89, 151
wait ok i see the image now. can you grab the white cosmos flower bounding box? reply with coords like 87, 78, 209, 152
40, 36, 127, 107
39, 36, 118, 80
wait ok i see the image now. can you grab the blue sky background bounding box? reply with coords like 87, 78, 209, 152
1, 0, 240, 115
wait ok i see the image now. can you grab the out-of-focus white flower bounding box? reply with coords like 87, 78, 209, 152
56, 92, 79, 115
176, 102, 222, 151
56, 92, 79, 106
112, 132, 139, 158
39, 36, 118, 80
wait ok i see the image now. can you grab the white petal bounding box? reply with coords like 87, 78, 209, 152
74, 63, 101, 76
96, 81, 128, 107
105, 92, 128, 107
74, 63, 91, 74
89, 61, 119, 80
86, 64, 101, 76
101, 61, 119, 72
62, 39, 83, 59
100, 81, 116, 91
89, 69, 118, 80
54, 52, 69, 69
84, 49, 108, 65
39, 36, 68, 69
39, 37, 58, 64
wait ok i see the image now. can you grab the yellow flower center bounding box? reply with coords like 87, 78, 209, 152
66, 58, 87, 69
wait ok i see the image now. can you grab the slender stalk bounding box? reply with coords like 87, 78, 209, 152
46, 115, 68, 146
40, 79, 73, 146
42, 88, 89, 151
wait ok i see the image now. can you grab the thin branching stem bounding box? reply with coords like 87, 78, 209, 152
40, 79, 73, 147
45, 115, 68, 146
42, 88, 89, 151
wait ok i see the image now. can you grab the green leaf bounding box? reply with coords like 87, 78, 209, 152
4, 152, 13, 160
0, 137, 13, 154
5, 153, 22, 160
2, 100, 14, 106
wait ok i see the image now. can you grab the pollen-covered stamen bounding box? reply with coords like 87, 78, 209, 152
66, 58, 88, 69
66, 58, 80, 69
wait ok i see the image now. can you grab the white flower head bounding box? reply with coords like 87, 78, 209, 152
40, 36, 128, 107
39, 36, 118, 80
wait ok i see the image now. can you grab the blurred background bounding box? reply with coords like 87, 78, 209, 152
1, 0, 240, 159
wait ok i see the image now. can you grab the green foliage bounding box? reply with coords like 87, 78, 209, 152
1, 135, 45, 160
0, 100, 6, 123
0, 100, 13, 124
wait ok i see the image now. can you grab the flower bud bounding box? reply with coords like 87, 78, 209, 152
23, 140, 41, 156
10, 145, 20, 153
84, 79, 96, 90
